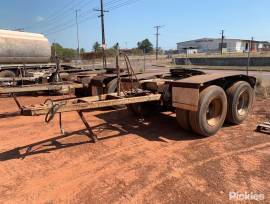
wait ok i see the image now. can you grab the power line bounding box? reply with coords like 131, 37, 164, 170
45, 14, 97, 35
41, 0, 128, 32
45, 0, 89, 22
45, 0, 143, 36
106, 0, 142, 10
42, 7, 95, 34
104, 0, 123, 7
24, 0, 76, 29
45, 0, 84, 21
26, 0, 94, 30
43, 0, 103, 35
44, 0, 122, 34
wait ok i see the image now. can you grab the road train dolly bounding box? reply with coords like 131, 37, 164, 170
20, 70, 256, 142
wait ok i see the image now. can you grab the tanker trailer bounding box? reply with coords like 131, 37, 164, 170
0, 29, 51, 77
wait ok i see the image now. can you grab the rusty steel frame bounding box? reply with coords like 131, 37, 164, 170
0, 76, 39, 82
20, 92, 161, 143
21, 92, 161, 116
0, 82, 83, 94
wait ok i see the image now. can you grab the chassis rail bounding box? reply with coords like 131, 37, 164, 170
21, 92, 161, 116
20, 92, 161, 143
0, 82, 83, 94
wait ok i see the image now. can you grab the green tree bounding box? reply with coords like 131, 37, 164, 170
137, 39, 153, 53
51, 43, 76, 60
112, 43, 120, 50
93, 42, 101, 52
80, 48, 85, 53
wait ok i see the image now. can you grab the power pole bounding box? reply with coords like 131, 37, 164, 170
75, 9, 81, 59
220, 30, 225, 55
247, 37, 254, 76
53, 40, 57, 57
94, 0, 109, 68
154, 25, 163, 60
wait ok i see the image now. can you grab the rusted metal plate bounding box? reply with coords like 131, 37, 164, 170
172, 87, 199, 111
134, 72, 169, 80
140, 79, 168, 92
21, 93, 161, 116
0, 77, 38, 82
0, 82, 83, 94
121, 71, 169, 82
171, 73, 243, 88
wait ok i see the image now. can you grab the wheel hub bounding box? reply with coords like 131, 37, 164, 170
206, 98, 223, 127
237, 90, 249, 116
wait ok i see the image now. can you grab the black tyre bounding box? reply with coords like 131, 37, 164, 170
176, 108, 191, 131
189, 86, 227, 136
226, 81, 254, 124
106, 78, 118, 94
59, 73, 71, 81
0, 70, 16, 78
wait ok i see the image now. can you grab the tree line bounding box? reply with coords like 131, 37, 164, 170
51, 39, 154, 60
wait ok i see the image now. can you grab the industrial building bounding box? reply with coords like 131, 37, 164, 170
177, 38, 270, 54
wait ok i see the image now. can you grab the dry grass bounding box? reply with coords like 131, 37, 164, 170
256, 76, 270, 98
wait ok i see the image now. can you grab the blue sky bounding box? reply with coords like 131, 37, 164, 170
1, 0, 270, 51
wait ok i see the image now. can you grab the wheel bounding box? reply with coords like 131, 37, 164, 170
176, 108, 191, 131
189, 86, 227, 136
107, 79, 126, 109
106, 78, 117, 93
226, 81, 254, 124
59, 73, 71, 81
0, 70, 16, 78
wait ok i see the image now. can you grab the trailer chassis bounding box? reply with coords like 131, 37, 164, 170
9, 53, 257, 139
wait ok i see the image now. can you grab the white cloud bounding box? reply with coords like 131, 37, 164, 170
36, 16, 45, 22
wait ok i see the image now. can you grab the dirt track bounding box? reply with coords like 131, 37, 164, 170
0, 95, 269, 203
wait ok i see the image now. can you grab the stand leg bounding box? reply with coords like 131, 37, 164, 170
59, 113, 65, 135
77, 111, 98, 143
12, 94, 22, 112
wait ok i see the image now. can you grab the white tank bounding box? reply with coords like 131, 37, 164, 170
0, 29, 51, 64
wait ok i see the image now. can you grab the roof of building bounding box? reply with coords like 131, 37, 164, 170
177, 38, 269, 44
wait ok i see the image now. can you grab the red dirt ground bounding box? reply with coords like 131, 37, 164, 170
0, 95, 269, 203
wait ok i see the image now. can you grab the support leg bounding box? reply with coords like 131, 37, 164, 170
12, 94, 23, 112
77, 111, 98, 143
59, 113, 65, 135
